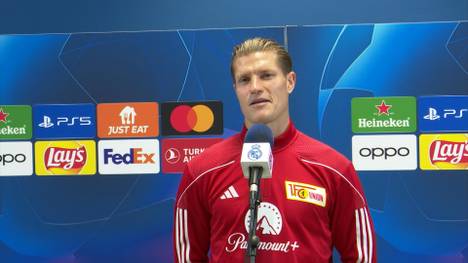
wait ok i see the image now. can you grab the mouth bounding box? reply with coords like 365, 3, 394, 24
249, 98, 271, 106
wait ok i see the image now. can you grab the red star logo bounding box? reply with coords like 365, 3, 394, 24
375, 100, 392, 115
0, 108, 9, 123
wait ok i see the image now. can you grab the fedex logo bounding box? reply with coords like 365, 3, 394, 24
98, 139, 160, 174
103, 148, 155, 164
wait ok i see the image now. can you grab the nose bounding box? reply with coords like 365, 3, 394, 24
249, 76, 262, 94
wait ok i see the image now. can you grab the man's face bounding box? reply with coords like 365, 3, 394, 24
232, 51, 296, 128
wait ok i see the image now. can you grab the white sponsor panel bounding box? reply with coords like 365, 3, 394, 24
352, 135, 417, 171
0, 142, 33, 176
98, 139, 160, 174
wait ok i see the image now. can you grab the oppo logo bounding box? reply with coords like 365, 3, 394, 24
359, 147, 410, 160
0, 153, 27, 165
0, 142, 33, 176
352, 135, 417, 171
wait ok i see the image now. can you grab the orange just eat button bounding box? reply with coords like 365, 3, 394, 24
97, 102, 159, 138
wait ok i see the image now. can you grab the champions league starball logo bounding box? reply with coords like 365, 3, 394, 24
247, 144, 263, 161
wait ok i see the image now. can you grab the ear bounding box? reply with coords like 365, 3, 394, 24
286, 71, 296, 94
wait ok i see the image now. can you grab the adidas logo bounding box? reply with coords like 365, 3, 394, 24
220, 185, 239, 199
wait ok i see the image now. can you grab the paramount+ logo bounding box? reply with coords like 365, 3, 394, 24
161, 101, 223, 136
352, 135, 417, 171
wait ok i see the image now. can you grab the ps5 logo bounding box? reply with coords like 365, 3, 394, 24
424, 107, 468, 121
38, 116, 54, 128
38, 115, 92, 128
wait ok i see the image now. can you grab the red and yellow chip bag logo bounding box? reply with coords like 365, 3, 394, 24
420, 134, 468, 170
35, 140, 96, 175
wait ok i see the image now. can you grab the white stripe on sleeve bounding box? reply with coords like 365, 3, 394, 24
184, 209, 191, 263
364, 208, 373, 263
355, 209, 363, 263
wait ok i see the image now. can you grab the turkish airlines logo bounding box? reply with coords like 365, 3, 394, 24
97, 102, 159, 138
165, 148, 181, 164
35, 140, 96, 176
98, 139, 160, 174
161, 101, 223, 136
161, 138, 222, 173
420, 134, 468, 170
352, 135, 417, 171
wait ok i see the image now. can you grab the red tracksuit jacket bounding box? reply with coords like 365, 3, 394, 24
174, 122, 376, 263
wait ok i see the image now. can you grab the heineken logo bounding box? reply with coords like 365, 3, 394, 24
0, 125, 27, 135
0, 106, 32, 140
351, 97, 416, 133
0, 108, 9, 123
375, 100, 392, 116
358, 117, 411, 128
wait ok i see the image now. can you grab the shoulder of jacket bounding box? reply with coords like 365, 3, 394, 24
294, 131, 352, 172
186, 134, 241, 177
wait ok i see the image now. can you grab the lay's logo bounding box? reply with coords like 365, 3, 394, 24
285, 181, 326, 207
430, 140, 468, 165
45, 146, 87, 171
35, 140, 96, 176
420, 134, 468, 170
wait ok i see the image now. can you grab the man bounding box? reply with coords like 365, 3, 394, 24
174, 37, 376, 263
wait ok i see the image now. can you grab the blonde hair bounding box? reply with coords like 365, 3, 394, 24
230, 37, 292, 79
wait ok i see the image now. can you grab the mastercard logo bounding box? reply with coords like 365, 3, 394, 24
170, 105, 214, 132
161, 101, 223, 136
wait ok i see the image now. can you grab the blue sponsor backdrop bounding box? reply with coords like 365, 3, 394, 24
418, 95, 468, 132
0, 22, 467, 263
33, 104, 96, 139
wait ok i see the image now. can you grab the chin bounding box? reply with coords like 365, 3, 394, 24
247, 115, 273, 125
